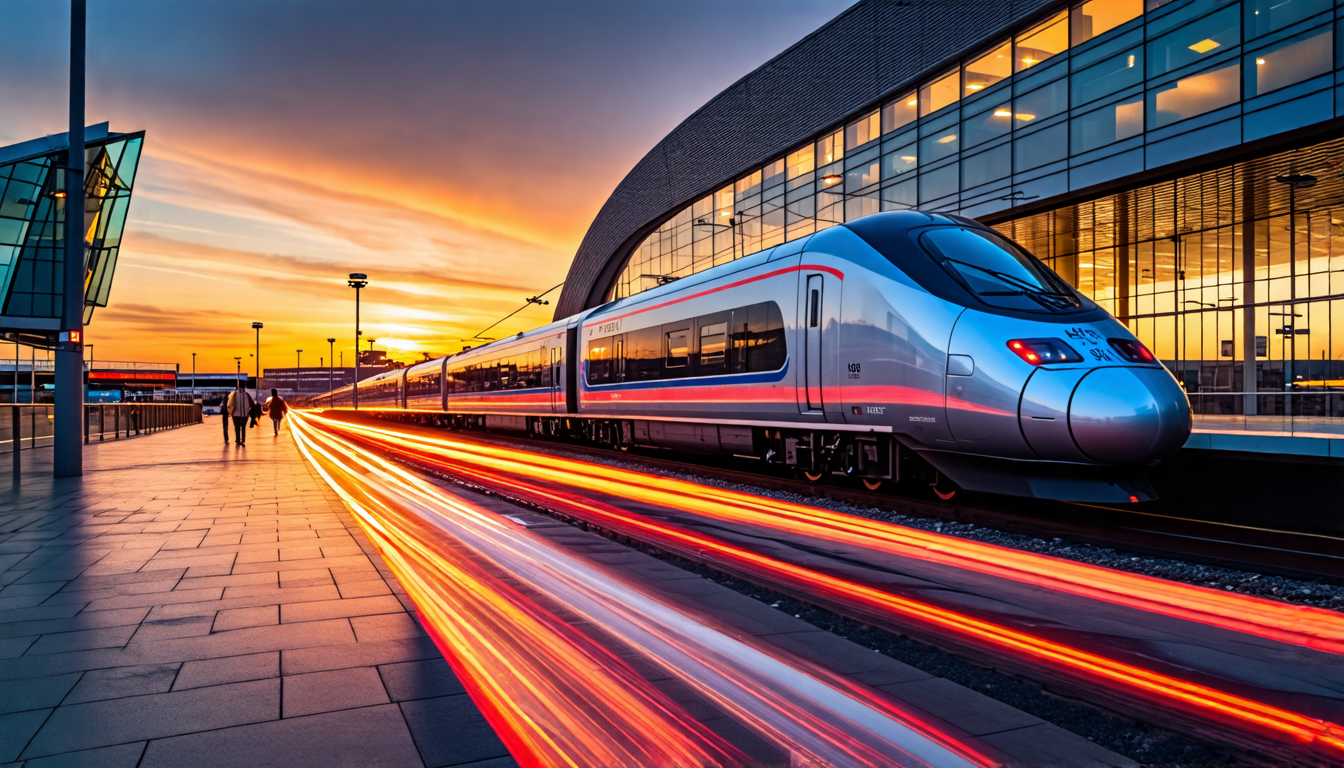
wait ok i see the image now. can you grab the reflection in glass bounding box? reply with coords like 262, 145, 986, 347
1016, 11, 1068, 72
965, 41, 1011, 92
881, 145, 918, 178
1014, 124, 1068, 172
845, 110, 880, 151
1147, 5, 1238, 78
882, 93, 918, 134
920, 128, 960, 163
1246, 0, 1331, 39
962, 104, 1012, 149
1148, 62, 1240, 128
1072, 46, 1143, 107
919, 70, 961, 116
1245, 27, 1333, 97
919, 165, 959, 203
962, 144, 1011, 188
1072, 0, 1143, 45
817, 130, 844, 165
1015, 78, 1068, 123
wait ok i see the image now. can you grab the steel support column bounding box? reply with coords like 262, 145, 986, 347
53, 0, 86, 477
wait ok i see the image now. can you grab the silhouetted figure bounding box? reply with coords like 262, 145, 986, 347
226, 382, 254, 446
264, 389, 289, 435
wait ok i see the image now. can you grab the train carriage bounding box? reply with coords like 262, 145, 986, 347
308, 211, 1191, 503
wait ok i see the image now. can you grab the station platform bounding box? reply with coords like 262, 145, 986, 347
0, 418, 512, 768
1188, 419, 1344, 459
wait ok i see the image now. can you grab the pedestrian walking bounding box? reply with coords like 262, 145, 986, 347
226, 382, 254, 446
221, 398, 230, 443
264, 389, 289, 435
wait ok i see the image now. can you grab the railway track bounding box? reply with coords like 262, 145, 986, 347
349, 412, 1344, 584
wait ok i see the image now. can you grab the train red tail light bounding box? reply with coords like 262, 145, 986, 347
1108, 338, 1156, 363
1006, 338, 1082, 365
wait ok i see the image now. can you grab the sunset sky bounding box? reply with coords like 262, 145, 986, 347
0, 0, 853, 373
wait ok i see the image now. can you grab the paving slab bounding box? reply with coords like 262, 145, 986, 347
0, 423, 495, 768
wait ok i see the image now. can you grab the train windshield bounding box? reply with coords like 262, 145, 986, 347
919, 227, 1088, 313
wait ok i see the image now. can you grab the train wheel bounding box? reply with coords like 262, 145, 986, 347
803, 470, 825, 483
862, 479, 883, 491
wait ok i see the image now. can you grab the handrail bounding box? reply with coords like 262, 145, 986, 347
1, 403, 202, 458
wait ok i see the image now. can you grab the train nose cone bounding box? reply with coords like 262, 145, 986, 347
1069, 367, 1191, 464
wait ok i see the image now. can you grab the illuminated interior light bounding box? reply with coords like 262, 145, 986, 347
993, 110, 1012, 117
821, 174, 842, 186
936, 134, 957, 144
1188, 39, 1220, 54
966, 84, 984, 90
720, 210, 731, 216
1014, 113, 1035, 121
907, 99, 917, 106
1127, 54, 1135, 68
1021, 57, 1036, 64
899, 156, 916, 163
1256, 58, 1266, 65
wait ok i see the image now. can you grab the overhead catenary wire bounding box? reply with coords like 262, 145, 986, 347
471, 281, 564, 342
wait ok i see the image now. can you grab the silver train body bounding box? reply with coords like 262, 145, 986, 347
324, 211, 1191, 502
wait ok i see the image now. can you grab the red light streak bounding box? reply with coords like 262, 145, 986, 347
296, 413, 1344, 760
290, 414, 996, 768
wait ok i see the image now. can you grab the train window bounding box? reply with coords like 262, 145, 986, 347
919, 227, 1088, 313
699, 322, 727, 370
587, 338, 612, 384
730, 302, 786, 374
626, 327, 662, 381
665, 329, 689, 369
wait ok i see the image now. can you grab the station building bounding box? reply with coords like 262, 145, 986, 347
558, 0, 1344, 418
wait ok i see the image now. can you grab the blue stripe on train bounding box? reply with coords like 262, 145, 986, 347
580, 358, 789, 393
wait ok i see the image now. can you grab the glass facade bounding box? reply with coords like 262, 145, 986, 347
0, 132, 143, 325
609, 0, 1343, 303
995, 132, 1344, 415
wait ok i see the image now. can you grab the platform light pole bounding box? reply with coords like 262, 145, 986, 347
233, 356, 242, 385
191, 352, 196, 398
348, 274, 367, 409
251, 322, 263, 401
326, 338, 335, 403
296, 349, 302, 369
53, 0, 87, 476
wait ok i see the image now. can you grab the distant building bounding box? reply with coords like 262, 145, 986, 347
260, 367, 361, 394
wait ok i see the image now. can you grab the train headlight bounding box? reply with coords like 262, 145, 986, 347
1107, 338, 1156, 363
1006, 338, 1083, 365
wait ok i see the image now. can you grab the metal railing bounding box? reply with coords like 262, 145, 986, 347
0, 403, 203, 459
1189, 392, 1344, 437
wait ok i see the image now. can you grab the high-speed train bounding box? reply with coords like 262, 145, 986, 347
318, 211, 1191, 503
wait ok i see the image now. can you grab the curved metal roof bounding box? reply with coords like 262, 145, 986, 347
554, 0, 1061, 319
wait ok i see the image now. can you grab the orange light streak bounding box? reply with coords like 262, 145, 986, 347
291, 415, 996, 768
305, 412, 1344, 656
299, 414, 1344, 761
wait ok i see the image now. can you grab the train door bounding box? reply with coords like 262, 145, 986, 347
802, 273, 825, 412
549, 346, 562, 413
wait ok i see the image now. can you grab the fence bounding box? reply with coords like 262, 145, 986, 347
1189, 392, 1344, 437
0, 403, 202, 456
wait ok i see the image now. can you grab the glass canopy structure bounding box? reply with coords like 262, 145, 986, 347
0, 124, 144, 339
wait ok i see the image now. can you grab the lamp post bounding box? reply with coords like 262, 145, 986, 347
327, 337, 335, 404
190, 352, 196, 398
296, 349, 302, 369
233, 356, 242, 385
695, 210, 743, 269
348, 273, 367, 409
367, 338, 377, 355
250, 322, 263, 402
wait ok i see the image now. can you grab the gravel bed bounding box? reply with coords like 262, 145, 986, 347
472, 435, 1344, 612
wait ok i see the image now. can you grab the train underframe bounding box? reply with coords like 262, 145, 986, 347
358, 410, 952, 495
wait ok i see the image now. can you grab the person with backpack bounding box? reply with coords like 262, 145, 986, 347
226, 382, 254, 445
264, 389, 289, 435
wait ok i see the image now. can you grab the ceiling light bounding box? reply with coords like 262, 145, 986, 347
720, 211, 731, 216
1127, 54, 1135, 68
899, 156, 916, 163
993, 109, 1012, 117
967, 84, 984, 90
907, 99, 917, 106
1021, 57, 1036, 65
936, 134, 957, 144
1015, 113, 1036, 121
821, 174, 842, 186
1256, 58, 1266, 65
1188, 38, 1220, 54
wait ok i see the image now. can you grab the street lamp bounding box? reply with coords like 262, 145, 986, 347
251, 322, 263, 401
695, 211, 744, 268
367, 338, 377, 355
348, 273, 368, 409
327, 337, 336, 405
233, 356, 242, 385
190, 352, 196, 399
296, 349, 302, 369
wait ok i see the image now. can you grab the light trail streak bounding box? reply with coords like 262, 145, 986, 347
304, 412, 1344, 657
290, 414, 996, 768
297, 413, 1344, 762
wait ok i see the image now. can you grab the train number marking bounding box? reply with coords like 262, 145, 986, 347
1064, 327, 1104, 346
847, 362, 862, 379
1089, 348, 1118, 362
865, 406, 885, 415
909, 415, 936, 423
